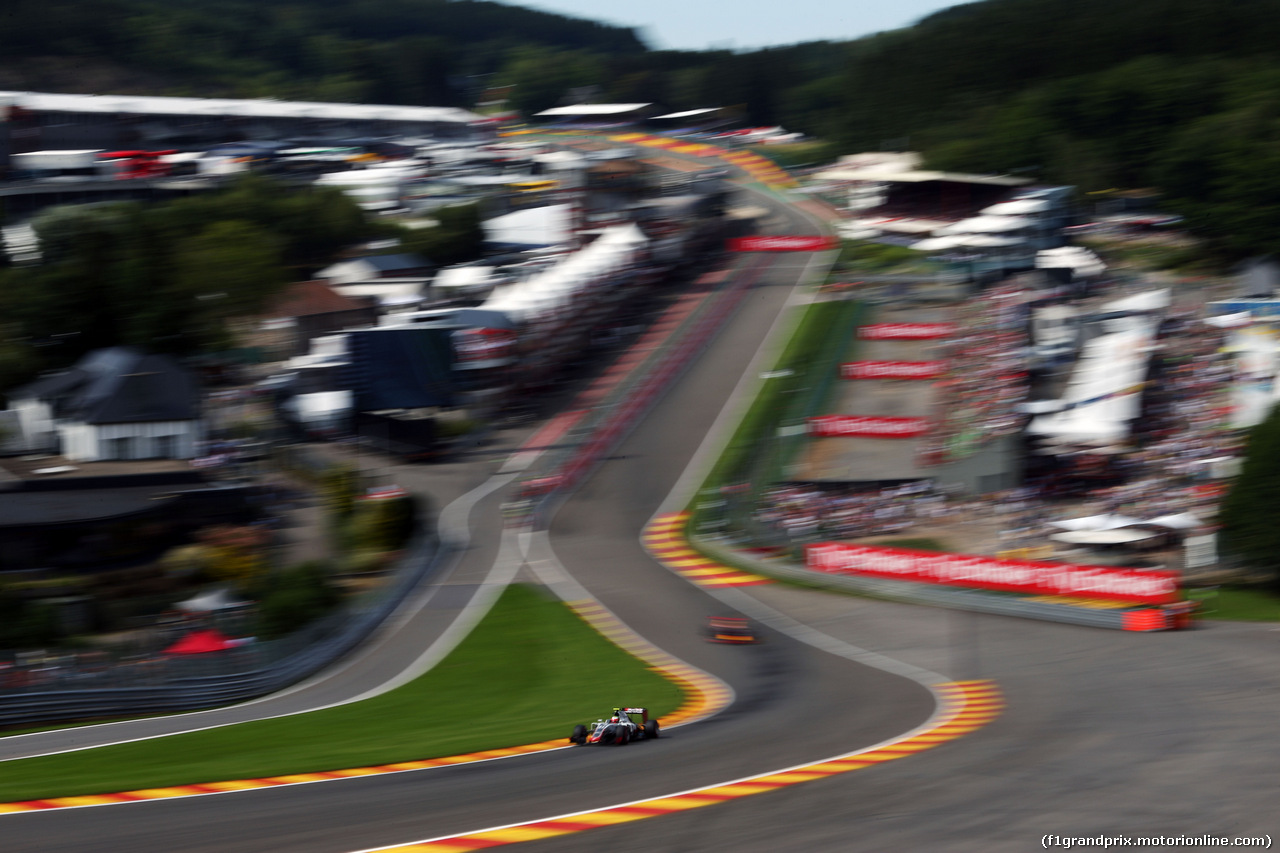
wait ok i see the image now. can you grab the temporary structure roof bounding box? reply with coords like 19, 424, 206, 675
939, 215, 1032, 234
481, 223, 646, 325
483, 204, 574, 248
982, 198, 1050, 215
814, 167, 1029, 187
1037, 246, 1106, 276
1028, 322, 1155, 441
176, 588, 249, 613
1050, 514, 1145, 532
535, 103, 651, 117
651, 108, 722, 120
1100, 289, 1171, 314
0, 90, 479, 124
911, 235, 969, 252
1050, 529, 1160, 545
1142, 512, 1203, 530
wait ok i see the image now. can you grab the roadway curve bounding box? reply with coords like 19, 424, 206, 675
6, 173, 1280, 853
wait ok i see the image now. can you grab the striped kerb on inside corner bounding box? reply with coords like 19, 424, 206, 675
0, 596, 735, 818
563, 599, 733, 728
642, 512, 771, 587
359, 680, 1003, 852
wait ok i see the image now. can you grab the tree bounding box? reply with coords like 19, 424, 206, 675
253, 560, 340, 639
1219, 404, 1280, 586
399, 202, 483, 267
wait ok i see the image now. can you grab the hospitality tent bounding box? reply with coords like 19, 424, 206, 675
982, 198, 1051, 216
1049, 514, 1145, 532
1028, 322, 1156, 442
480, 223, 647, 326
482, 204, 575, 249
1142, 513, 1203, 530
1050, 529, 1160, 545
1036, 247, 1106, 277
938, 215, 1032, 234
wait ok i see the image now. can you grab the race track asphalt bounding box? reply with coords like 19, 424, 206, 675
5, 176, 1279, 853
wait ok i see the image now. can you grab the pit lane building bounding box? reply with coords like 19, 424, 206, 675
0, 90, 484, 174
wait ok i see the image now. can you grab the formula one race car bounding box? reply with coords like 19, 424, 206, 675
705, 615, 758, 644
569, 707, 660, 746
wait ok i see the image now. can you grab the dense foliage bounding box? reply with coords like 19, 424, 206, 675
0, 175, 379, 385
1220, 406, 1280, 587
252, 559, 341, 639
0, 0, 644, 105
8, 0, 1280, 254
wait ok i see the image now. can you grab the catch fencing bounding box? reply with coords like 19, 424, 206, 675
0, 529, 445, 728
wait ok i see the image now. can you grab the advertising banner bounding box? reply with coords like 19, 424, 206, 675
841, 361, 946, 380
728, 235, 839, 252
859, 323, 955, 340
806, 542, 1180, 604
807, 415, 930, 438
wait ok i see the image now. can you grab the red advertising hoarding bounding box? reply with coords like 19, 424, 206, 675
859, 323, 955, 340
728, 235, 839, 252
808, 415, 930, 438
806, 542, 1180, 604
841, 361, 946, 380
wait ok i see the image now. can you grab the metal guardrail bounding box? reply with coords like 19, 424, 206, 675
0, 529, 447, 727
692, 534, 1137, 631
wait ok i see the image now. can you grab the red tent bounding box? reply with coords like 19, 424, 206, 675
164, 628, 234, 656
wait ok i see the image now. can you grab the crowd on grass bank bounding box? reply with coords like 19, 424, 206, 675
751, 291, 1242, 567
754, 481, 952, 544
918, 283, 1030, 467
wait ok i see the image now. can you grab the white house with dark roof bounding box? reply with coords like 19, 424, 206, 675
8, 348, 204, 461
316, 253, 434, 286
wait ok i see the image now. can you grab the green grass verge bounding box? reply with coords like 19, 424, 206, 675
692, 298, 853, 529
1193, 586, 1280, 621
0, 584, 684, 803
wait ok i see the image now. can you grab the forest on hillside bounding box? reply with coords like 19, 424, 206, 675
7, 0, 1280, 255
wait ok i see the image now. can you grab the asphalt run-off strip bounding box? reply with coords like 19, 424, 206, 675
348, 680, 1003, 852
0, 601, 733, 816
342, 515, 1004, 851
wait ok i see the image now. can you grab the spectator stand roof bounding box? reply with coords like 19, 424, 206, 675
0, 90, 481, 126
534, 103, 652, 117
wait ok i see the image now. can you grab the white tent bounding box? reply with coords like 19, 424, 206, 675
1049, 514, 1144, 532
480, 223, 647, 325
982, 198, 1050, 215
1100, 289, 1171, 314
939, 215, 1032, 234
1205, 311, 1251, 329
1028, 322, 1155, 441
533, 150, 587, 170
1036, 246, 1106, 276
176, 588, 249, 613
911, 235, 969, 252
1143, 512, 1203, 530
959, 234, 1025, 248
1050, 529, 1160, 545
483, 204, 574, 248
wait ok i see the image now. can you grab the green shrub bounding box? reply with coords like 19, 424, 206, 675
0, 591, 60, 650
253, 561, 340, 639
348, 493, 418, 554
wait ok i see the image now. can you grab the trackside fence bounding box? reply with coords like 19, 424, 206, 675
0, 528, 446, 728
